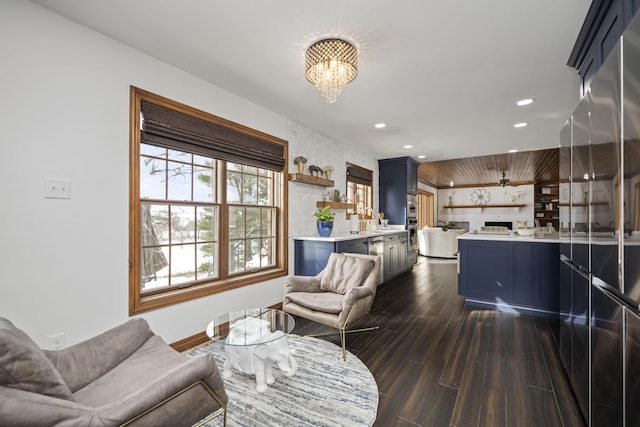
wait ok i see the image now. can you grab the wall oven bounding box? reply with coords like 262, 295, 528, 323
406, 194, 417, 219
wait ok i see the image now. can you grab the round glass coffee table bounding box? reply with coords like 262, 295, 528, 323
206, 308, 297, 392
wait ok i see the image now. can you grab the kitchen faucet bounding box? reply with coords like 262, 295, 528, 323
359, 207, 373, 232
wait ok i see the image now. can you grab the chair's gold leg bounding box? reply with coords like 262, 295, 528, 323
304, 312, 379, 361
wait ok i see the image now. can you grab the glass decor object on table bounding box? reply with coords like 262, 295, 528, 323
206, 308, 296, 392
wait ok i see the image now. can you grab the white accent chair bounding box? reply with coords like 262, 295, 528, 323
420, 227, 466, 258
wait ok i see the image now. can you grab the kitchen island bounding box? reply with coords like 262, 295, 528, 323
457, 232, 562, 319
293, 229, 416, 283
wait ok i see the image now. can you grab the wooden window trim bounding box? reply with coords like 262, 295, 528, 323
346, 162, 374, 219
129, 86, 288, 315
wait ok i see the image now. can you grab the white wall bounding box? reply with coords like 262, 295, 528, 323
287, 121, 379, 239
437, 185, 534, 232
0, 0, 378, 348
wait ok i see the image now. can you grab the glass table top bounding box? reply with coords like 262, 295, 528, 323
206, 308, 295, 346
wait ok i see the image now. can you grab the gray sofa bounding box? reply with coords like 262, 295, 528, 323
0, 316, 227, 426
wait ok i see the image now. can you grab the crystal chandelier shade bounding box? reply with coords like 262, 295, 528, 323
305, 38, 358, 103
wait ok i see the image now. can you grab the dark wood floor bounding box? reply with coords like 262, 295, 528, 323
291, 256, 587, 427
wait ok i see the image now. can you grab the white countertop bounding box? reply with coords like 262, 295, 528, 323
459, 231, 640, 246
459, 232, 563, 243
293, 229, 407, 242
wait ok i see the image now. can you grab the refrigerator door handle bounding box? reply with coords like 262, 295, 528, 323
592, 275, 640, 313
560, 254, 590, 280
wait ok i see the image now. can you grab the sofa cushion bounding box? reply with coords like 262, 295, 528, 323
320, 253, 374, 295
286, 292, 344, 314
72, 335, 189, 407
0, 317, 73, 401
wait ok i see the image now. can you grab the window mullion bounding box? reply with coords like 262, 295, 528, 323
218, 161, 229, 279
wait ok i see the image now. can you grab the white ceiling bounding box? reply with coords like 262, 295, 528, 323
29, 0, 592, 162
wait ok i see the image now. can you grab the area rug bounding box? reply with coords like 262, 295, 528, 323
185, 335, 378, 427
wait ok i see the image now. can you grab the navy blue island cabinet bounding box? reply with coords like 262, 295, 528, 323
293, 238, 369, 276
458, 237, 560, 319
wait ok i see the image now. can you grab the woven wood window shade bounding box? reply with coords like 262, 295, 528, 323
346, 164, 372, 186
141, 100, 285, 171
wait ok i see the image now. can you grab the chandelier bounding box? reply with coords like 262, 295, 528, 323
305, 38, 358, 103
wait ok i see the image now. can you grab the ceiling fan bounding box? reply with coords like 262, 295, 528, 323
498, 172, 511, 187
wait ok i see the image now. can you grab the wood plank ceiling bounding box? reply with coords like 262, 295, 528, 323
418, 148, 559, 189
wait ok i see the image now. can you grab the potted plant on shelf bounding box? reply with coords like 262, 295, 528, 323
314, 205, 336, 237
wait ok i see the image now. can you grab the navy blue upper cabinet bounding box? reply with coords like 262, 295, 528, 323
378, 157, 420, 224
568, 0, 639, 93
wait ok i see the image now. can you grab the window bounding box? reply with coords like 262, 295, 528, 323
129, 87, 288, 314
345, 163, 373, 218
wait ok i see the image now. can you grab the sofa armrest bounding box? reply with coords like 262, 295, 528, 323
44, 318, 154, 392
0, 386, 98, 427
91, 354, 228, 425
284, 275, 322, 293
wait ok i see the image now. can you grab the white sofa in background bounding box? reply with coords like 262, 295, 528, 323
419, 227, 466, 258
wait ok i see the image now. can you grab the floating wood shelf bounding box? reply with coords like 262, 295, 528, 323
288, 173, 334, 187
443, 204, 526, 209
316, 201, 353, 209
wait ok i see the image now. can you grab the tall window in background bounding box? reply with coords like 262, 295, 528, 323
346, 163, 373, 218
129, 87, 288, 314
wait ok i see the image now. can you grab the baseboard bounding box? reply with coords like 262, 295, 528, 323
170, 301, 284, 351
171, 331, 210, 352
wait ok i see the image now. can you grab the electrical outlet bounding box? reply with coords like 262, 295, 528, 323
44, 178, 71, 199
49, 333, 66, 350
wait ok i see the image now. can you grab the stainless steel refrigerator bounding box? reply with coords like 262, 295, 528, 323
559, 9, 640, 426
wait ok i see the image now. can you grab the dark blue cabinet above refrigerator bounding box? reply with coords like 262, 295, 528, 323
568, 0, 640, 94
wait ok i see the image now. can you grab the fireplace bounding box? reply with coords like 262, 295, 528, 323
484, 221, 512, 230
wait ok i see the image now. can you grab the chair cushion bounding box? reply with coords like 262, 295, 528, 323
0, 317, 74, 401
286, 292, 344, 314
320, 253, 374, 295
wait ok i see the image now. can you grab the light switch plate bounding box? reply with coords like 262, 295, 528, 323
44, 178, 71, 199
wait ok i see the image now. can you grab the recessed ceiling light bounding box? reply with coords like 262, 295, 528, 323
508, 149, 518, 153
404, 145, 413, 149
513, 122, 529, 128
418, 155, 426, 159
516, 98, 535, 106
449, 181, 454, 187
374, 123, 386, 129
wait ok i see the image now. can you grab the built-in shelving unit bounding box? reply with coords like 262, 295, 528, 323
288, 173, 334, 187
534, 183, 560, 229
558, 202, 609, 207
